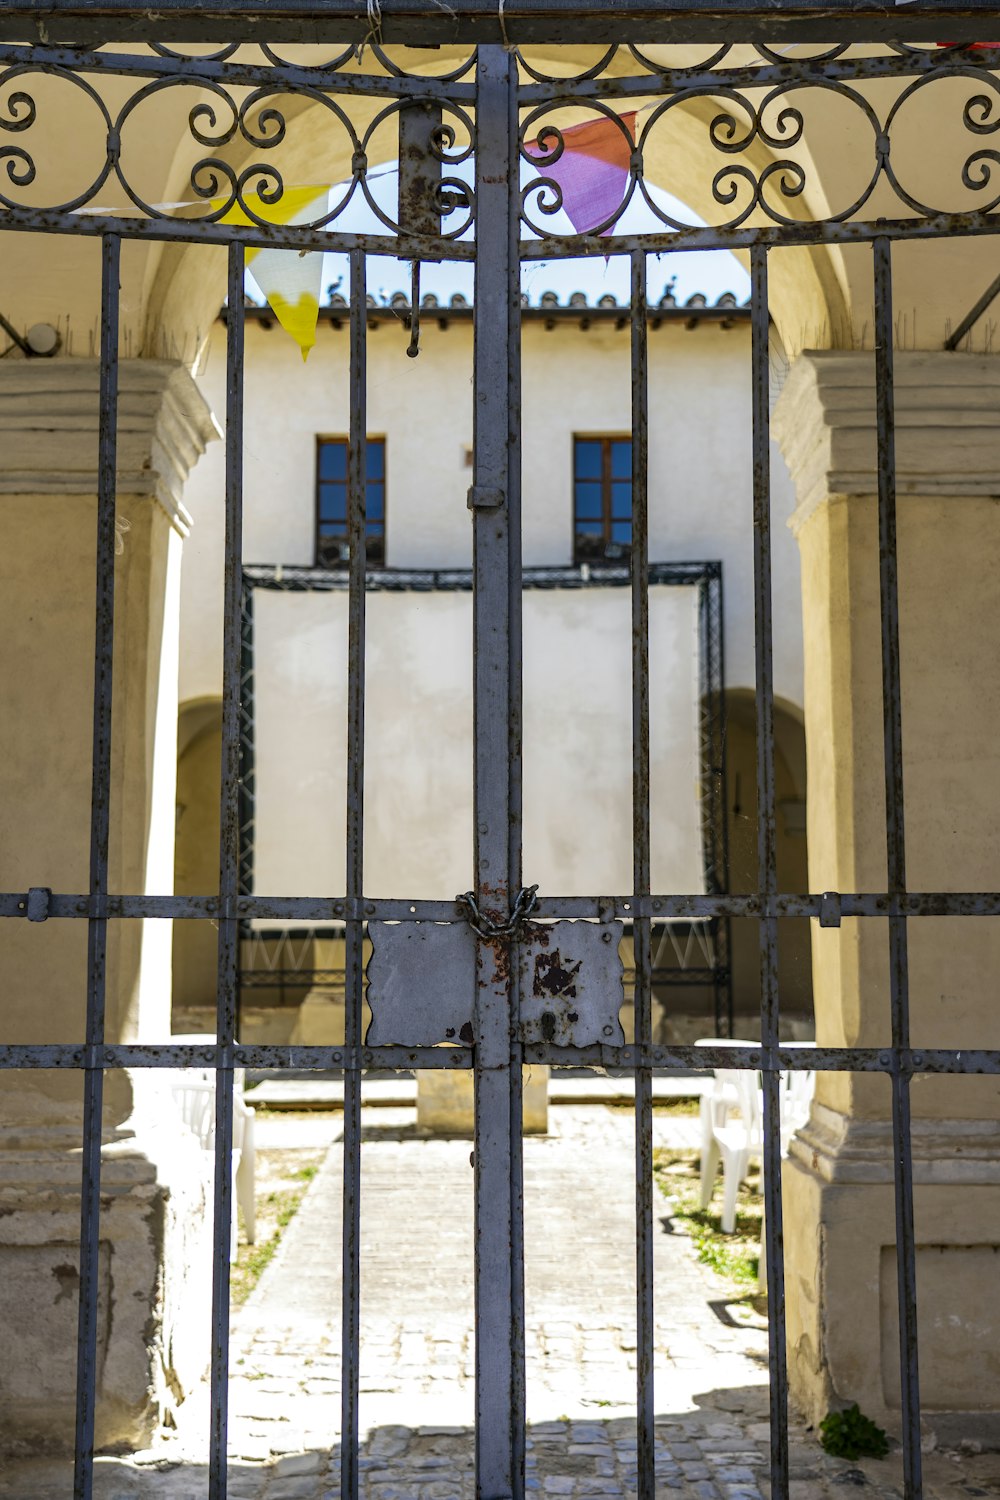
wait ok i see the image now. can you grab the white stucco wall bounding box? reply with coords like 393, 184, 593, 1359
180, 314, 803, 712
251, 584, 702, 900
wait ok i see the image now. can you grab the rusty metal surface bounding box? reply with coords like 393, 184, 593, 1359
628, 247, 656, 1500
749, 244, 789, 1498
73, 230, 120, 1500
516, 920, 625, 1047
207, 241, 247, 1500
11, 886, 1000, 921
340, 247, 368, 1500
470, 48, 518, 1499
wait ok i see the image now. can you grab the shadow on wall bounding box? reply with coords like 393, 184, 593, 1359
723, 690, 813, 1031
174, 700, 222, 1013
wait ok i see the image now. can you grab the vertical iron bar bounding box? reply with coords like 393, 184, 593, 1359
473, 45, 516, 1500
631, 249, 655, 1500
873, 235, 922, 1500
750, 244, 789, 1500
208, 241, 245, 1500
237, 578, 255, 1021
341, 246, 367, 1500
507, 48, 526, 1500
73, 230, 120, 1500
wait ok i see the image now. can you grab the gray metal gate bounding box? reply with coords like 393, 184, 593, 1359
2, 7, 1000, 1500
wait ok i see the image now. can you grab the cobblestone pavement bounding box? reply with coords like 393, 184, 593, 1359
2, 1104, 997, 1499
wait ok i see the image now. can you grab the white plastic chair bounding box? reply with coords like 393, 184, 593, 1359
700, 1065, 763, 1233
170, 1035, 256, 1261
697, 1041, 816, 1235
695, 1038, 757, 1230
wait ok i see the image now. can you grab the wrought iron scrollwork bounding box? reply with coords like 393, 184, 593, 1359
1, 40, 1000, 249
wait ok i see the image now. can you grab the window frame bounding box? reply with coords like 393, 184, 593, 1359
315, 433, 387, 568
572, 433, 633, 565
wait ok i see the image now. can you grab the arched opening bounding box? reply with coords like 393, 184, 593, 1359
723, 689, 813, 1036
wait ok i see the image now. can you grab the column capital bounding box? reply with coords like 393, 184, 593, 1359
0, 358, 220, 537
774, 349, 1000, 534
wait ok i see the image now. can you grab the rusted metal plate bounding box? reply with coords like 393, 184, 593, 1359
518, 920, 626, 1047
366, 920, 476, 1046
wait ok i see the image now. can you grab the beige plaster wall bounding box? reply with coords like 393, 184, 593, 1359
0, 491, 181, 1117
797, 489, 1000, 1124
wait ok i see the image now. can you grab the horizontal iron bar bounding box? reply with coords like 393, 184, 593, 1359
5, 891, 1000, 919
0, 41, 477, 100
0, 1043, 473, 1069
0, 209, 475, 261
0, 39, 979, 98
516, 44, 1000, 102
242, 561, 717, 591
522, 1045, 1000, 1072
5, 205, 1000, 259
1, 1043, 997, 1073
2, 2, 999, 46
523, 211, 1000, 258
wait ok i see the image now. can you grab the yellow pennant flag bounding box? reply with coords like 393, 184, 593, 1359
218, 185, 330, 361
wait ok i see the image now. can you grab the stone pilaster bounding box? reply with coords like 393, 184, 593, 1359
774, 350, 1000, 1437
0, 358, 220, 1450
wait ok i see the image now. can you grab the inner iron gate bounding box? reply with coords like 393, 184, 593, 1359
4, 14, 1000, 1500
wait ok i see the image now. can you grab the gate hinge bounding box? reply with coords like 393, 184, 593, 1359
467, 485, 505, 511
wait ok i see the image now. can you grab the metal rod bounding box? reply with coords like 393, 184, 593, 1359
629, 248, 655, 1500
10, 887, 1000, 923
944, 266, 1000, 350
208, 241, 246, 1500
341, 246, 368, 1500
0, 308, 31, 355
237, 579, 255, 901
8, 201, 1000, 263
750, 243, 789, 1500
1, 1039, 998, 1073
72, 229, 120, 1500
873, 234, 923, 1500
472, 45, 516, 1500
507, 47, 527, 1500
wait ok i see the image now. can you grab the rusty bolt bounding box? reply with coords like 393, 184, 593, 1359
878, 1052, 891, 1068
912, 1051, 924, 1069
603, 1025, 614, 1037
333, 1051, 342, 1064
602, 931, 613, 943
105, 1049, 116, 1065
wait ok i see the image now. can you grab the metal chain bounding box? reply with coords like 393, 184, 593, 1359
455, 883, 539, 940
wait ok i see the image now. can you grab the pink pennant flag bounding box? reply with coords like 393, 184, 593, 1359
526, 112, 636, 236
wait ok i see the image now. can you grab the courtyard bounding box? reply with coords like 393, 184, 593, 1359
1, 1096, 996, 1500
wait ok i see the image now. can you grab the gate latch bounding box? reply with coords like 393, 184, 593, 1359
365, 909, 625, 1049
467, 486, 505, 511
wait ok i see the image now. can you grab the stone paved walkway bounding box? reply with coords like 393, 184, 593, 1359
2, 1103, 997, 1499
